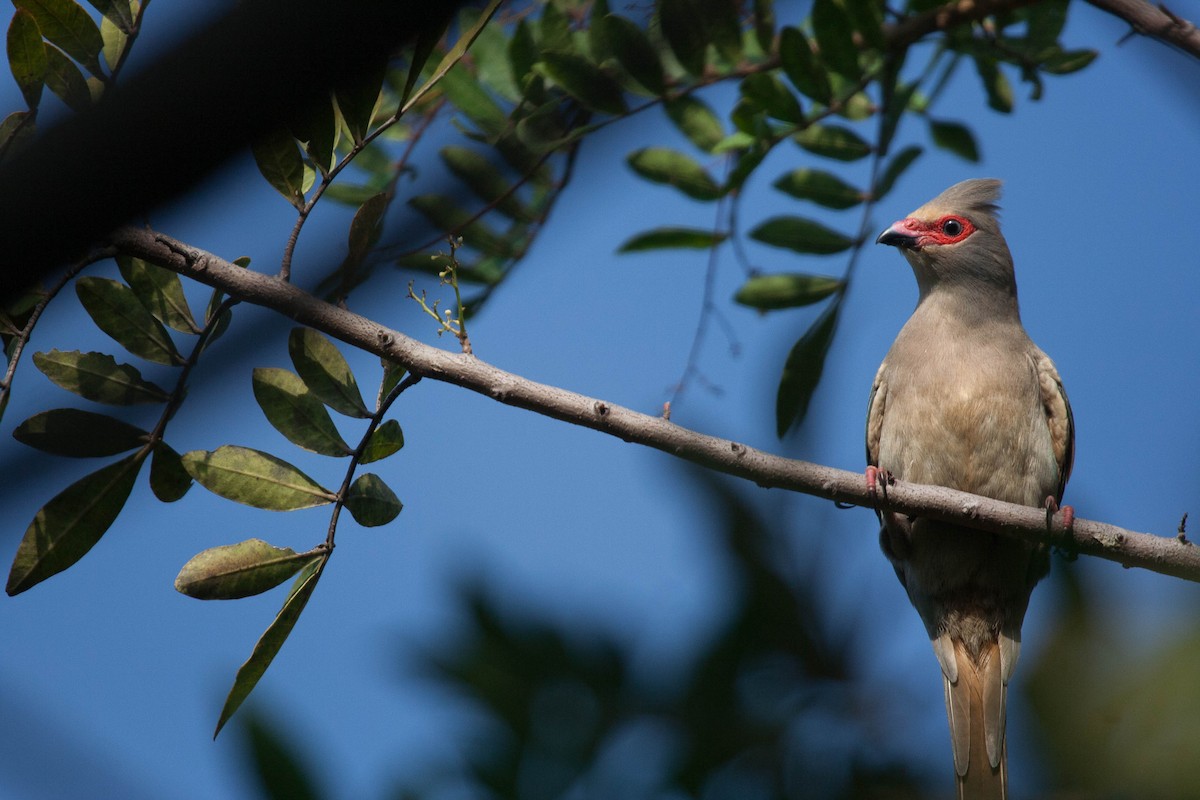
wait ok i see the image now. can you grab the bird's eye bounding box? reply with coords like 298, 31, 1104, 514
941, 218, 963, 237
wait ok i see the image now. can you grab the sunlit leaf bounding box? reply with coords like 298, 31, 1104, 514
344, 473, 402, 527
440, 147, 530, 221
360, 419, 404, 464
182, 445, 335, 511
287, 328, 370, 418
749, 216, 854, 254
1042, 49, 1097, 75
779, 27, 832, 105
929, 118, 979, 162
812, 0, 860, 79
793, 123, 872, 160
43, 42, 89, 111
117, 255, 200, 334
618, 227, 727, 252
776, 296, 841, 438
740, 72, 803, 124
13, 408, 147, 457
86, 0, 133, 31
6, 454, 143, 595
252, 367, 352, 457
772, 168, 862, 209
627, 147, 722, 201
438, 62, 507, 137
601, 14, 664, 96
175, 539, 322, 600
76, 276, 181, 365
8, 10, 46, 108
875, 145, 922, 198
99, 12, 124, 73
150, 441, 192, 502
14, 0, 103, 76
379, 358, 406, 403
252, 128, 307, 207
658, 0, 707, 76
465, 6, 519, 101
537, 52, 627, 116
34, 349, 169, 405
664, 95, 724, 152
213, 556, 326, 738
734, 273, 843, 310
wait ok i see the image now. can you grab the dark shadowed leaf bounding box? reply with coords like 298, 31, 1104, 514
14, 0, 103, 76
740, 73, 803, 124
439, 63, 508, 137
537, 52, 627, 116
42, 42, 90, 111
0, 110, 36, 159
812, 0, 860, 79
508, 19, 536, 85
664, 95, 724, 152
618, 227, 727, 252
182, 446, 335, 511
6, 453, 143, 595
150, 441, 192, 502
335, 55, 386, 144
290, 95, 338, 174
440, 147, 530, 221
701, 0, 742, 62
875, 145, 922, 198
360, 419, 404, 464
627, 147, 722, 201
842, 0, 886, 50
658, 0, 707, 75
539, 0, 571, 51
8, 10, 46, 108
175, 539, 322, 600
772, 168, 862, 209
242, 714, 322, 800
288, 328, 370, 418
252, 367, 352, 457
76, 276, 181, 365
344, 192, 390, 272
750, 216, 853, 254
214, 556, 326, 738
929, 119, 979, 161
725, 142, 767, 191
776, 297, 841, 437
252, 128, 307, 208
117, 255, 200, 334
86, 0, 133, 30
13, 408, 147, 457
734, 274, 843, 310
465, 7, 517, 101
779, 27, 831, 105
753, 0, 775, 51
601, 14, 664, 95
345, 473, 402, 527
1024, 0, 1069, 52
793, 123, 872, 160
34, 349, 169, 405
974, 55, 1013, 113
408, 194, 514, 257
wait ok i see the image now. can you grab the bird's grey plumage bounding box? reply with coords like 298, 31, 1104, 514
868, 179, 1073, 799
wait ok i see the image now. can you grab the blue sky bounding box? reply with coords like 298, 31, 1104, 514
1, 3, 1198, 798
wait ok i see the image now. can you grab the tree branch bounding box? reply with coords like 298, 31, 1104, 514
1085, 0, 1200, 58
111, 226, 1200, 584
885, 0, 1041, 49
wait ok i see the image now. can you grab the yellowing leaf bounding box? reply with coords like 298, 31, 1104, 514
175, 539, 323, 600
182, 446, 335, 511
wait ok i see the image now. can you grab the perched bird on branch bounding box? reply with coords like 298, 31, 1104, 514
867, 179, 1074, 799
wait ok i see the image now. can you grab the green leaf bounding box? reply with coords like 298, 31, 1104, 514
213, 556, 326, 738
539, 0, 571, 52
175, 539, 322, 600
76, 276, 181, 365
150, 441, 192, 503
1041, 49, 1097, 75
182, 446, 335, 511
793, 123, 872, 161
379, 358, 406, 401
1024, 0, 1069, 53
99, 11, 124, 73
776, 296, 841, 438
86, 0, 133, 31
739, 72, 803, 124
117, 255, 200, 334
842, 0, 886, 51
42, 42, 89, 111
335, 54, 386, 144
627, 147, 722, 201
753, 0, 775, 51
750, 216, 854, 254
875, 145, 922, 198
344, 192, 390, 272
13, 408, 147, 457
438, 62, 507, 137
773, 168, 862, 209
734, 273, 843, 310
6, 454, 143, 594
360, 419, 404, 464
14, 0, 103, 76
812, 0, 861, 80
588, 0, 613, 62
33, 349, 169, 405
664, 95, 724, 152
344, 473, 402, 527
537, 52, 627, 115
779, 27, 832, 105
508, 19, 536, 85
252, 367, 352, 457
408, 194, 513, 257
323, 182, 379, 206
929, 119, 979, 162
601, 14, 664, 95
725, 142, 767, 192
287, 328, 371, 418
440, 147, 530, 221
618, 227, 727, 252
974, 55, 1013, 113
0, 109, 36, 160
699, 0, 742, 62
8, 10, 47, 108
252, 128, 307, 207
290, 95, 338, 174
658, 0, 707, 76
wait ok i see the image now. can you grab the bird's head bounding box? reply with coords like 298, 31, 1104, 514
876, 178, 1017, 303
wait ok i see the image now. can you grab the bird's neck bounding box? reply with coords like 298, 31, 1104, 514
915, 279, 1022, 327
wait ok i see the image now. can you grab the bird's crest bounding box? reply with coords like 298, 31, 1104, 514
917, 179, 1003, 225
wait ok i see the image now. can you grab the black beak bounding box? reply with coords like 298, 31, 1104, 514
876, 226, 917, 248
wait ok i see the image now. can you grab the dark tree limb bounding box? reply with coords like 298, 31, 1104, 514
111, 226, 1200, 585
1086, 0, 1200, 58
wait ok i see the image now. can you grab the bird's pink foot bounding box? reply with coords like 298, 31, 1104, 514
866, 466, 893, 504
1044, 495, 1075, 533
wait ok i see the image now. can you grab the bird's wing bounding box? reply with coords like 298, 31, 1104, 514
1031, 349, 1074, 502
865, 361, 887, 467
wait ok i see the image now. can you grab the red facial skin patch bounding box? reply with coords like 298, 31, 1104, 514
890, 215, 976, 248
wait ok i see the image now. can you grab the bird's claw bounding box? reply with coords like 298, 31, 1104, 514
866, 466, 893, 506
1044, 495, 1075, 535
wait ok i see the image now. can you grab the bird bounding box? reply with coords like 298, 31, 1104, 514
866, 179, 1074, 799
